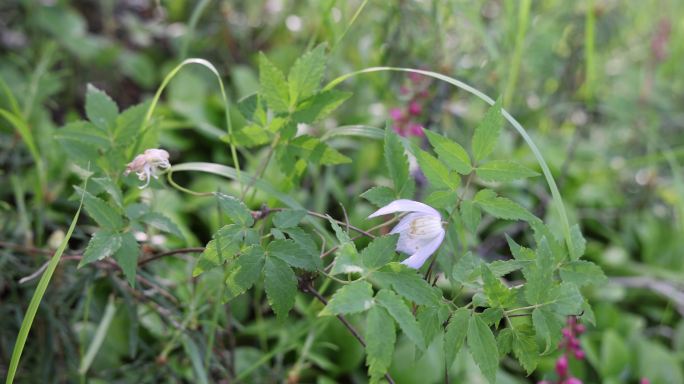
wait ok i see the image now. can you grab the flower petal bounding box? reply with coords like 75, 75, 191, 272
368, 199, 440, 218
395, 227, 435, 255
389, 212, 425, 236
400, 229, 445, 269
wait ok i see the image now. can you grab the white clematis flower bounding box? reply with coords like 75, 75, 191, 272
368, 199, 445, 269
124, 148, 171, 189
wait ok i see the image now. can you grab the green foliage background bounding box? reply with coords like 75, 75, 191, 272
1, 0, 683, 383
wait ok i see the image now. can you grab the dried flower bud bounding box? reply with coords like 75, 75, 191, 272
124, 148, 171, 189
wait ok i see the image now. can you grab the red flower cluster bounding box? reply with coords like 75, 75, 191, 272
388, 72, 431, 137
538, 317, 586, 384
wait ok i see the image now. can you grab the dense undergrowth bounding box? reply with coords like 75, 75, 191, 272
1, 1, 683, 383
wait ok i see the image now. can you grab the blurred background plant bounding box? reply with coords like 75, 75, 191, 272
1, 0, 683, 383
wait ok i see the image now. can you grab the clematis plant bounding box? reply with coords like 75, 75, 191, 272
368, 199, 445, 269
124, 148, 171, 188
51, 46, 605, 384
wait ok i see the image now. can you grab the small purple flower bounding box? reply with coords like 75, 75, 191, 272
408, 101, 422, 116
124, 148, 171, 189
390, 108, 404, 121
555, 355, 568, 377
368, 199, 445, 269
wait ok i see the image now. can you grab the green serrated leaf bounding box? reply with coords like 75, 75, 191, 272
445, 308, 470, 366
559, 260, 606, 287
372, 263, 441, 306
581, 300, 596, 325
460, 200, 481, 233
476, 160, 539, 182
506, 235, 536, 261
384, 128, 412, 197
216, 193, 254, 227
140, 212, 183, 237
452, 252, 481, 286
272, 209, 307, 228
329, 217, 363, 275
497, 328, 514, 356
82, 190, 125, 230
471, 98, 503, 162
268, 238, 318, 271
224, 124, 272, 148
375, 289, 425, 350
236, 93, 265, 124
264, 256, 297, 319
282, 227, 320, 265
114, 100, 149, 145
510, 324, 539, 374
288, 43, 327, 106
91, 177, 123, 208
475, 191, 536, 222
482, 265, 514, 308
467, 314, 499, 384
361, 186, 395, 207
330, 246, 363, 275
224, 245, 265, 301
360, 234, 398, 270
524, 237, 555, 305
488, 259, 528, 276
549, 282, 583, 315
80, 230, 122, 267
569, 224, 586, 260
418, 305, 450, 347
320, 280, 374, 316
85, 84, 118, 132
113, 232, 140, 286
532, 307, 564, 355
531, 221, 566, 263
480, 307, 504, 326
414, 147, 460, 191
328, 216, 351, 243
425, 190, 456, 209
258, 52, 289, 113
424, 130, 472, 174
292, 90, 351, 123
284, 135, 351, 165
365, 306, 395, 383
193, 224, 245, 276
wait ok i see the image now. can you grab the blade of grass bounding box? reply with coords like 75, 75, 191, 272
78, 295, 117, 375
325, 67, 573, 253
503, 0, 531, 107
333, 0, 369, 50
0, 109, 46, 202
182, 334, 209, 384
5, 176, 89, 384
320, 125, 384, 141
130, 58, 242, 194
0, 76, 21, 115
583, 0, 596, 104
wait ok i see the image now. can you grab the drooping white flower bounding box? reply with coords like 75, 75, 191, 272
124, 148, 171, 189
368, 199, 445, 269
